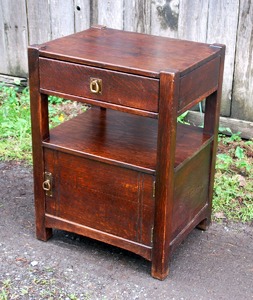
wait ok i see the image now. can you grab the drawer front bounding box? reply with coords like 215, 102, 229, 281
44, 149, 155, 246
39, 58, 159, 112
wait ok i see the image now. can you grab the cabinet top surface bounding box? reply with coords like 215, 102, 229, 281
36, 27, 222, 78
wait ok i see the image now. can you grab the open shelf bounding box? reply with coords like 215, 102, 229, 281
43, 107, 212, 173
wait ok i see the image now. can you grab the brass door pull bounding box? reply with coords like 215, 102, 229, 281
42, 172, 53, 197
90, 78, 102, 94
42, 179, 51, 191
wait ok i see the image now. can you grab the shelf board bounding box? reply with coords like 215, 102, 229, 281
43, 108, 212, 174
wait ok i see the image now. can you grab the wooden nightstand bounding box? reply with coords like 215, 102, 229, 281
28, 26, 225, 280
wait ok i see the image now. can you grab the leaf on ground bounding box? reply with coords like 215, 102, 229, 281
214, 212, 226, 219
236, 174, 247, 187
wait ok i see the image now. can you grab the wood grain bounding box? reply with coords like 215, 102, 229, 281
178, 0, 209, 42
26, 0, 51, 45
151, 71, 179, 280
74, 0, 90, 32
44, 149, 155, 246
0, 0, 28, 76
207, 0, 239, 117
124, 0, 151, 33
28, 46, 52, 241
38, 27, 220, 78
39, 57, 159, 112
97, 0, 124, 29
29, 27, 224, 280
232, 0, 253, 122
42, 107, 212, 173
151, 0, 179, 38
185, 111, 253, 140
49, 0, 75, 39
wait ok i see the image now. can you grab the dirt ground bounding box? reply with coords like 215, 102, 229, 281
0, 161, 253, 300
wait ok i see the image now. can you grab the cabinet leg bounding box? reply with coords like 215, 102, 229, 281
151, 260, 170, 280
196, 217, 211, 231
36, 226, 53, 242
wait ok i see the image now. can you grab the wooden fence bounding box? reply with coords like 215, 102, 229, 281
0, 0, 253, 123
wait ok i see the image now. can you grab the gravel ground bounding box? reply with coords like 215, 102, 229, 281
0, 161, 253, 300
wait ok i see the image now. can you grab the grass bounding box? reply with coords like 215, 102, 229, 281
213, 130, 253, 223
0, 277, 88, 300
0, 85, 252, 223
0, 85, 86, 163
0, 86, 32, 162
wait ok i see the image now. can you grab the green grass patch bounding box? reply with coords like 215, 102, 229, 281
0, 86, 32, 162
213, 132, 253, 223
0, 85, 86, 163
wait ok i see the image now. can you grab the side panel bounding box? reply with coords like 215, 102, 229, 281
178, 56, 220, 114
172, 143, 212, 239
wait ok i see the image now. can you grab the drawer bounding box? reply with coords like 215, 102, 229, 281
44, 149, 155, 246
39, 58, 159, 112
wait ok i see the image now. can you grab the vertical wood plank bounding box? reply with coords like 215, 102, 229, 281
74, 0, 90, 32
97, 0, 124, 29
178, 0, 209, 42
124, 0, 151, 33
49, 0, 75, 39
0, 1, 8, 75
90, 0, 98, 26
26, 0, 51, 45
207, 0, 239, 117
150, 0, 179, 38
232, 0, 253, 122
0, 0, 28, 76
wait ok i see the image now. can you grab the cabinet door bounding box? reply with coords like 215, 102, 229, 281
44, 149, 155, 246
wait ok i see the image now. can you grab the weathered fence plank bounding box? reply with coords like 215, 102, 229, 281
178, 0, 208, 42
151, 0, 179, 38
27, 0, 51, 45
207, 0, 239, 117
0, 0, 28, 77
232, 0, 253, 122
49, 0, 75, 39
97, 0, 124, 29
185, 111, 253, 140
124, 0, 151, 34
90, 0, 98, 25
0, 1, 8, 75
74, 0, 90, 32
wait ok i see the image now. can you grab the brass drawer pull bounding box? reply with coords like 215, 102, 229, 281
90, 78, 102, 94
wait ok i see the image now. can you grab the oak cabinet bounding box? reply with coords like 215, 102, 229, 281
28, 26, 225, 280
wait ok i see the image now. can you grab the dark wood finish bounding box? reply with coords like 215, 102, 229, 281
45, 214, 152, 261
44, 149, 155, 246
172, 144, 212, 238
38, 27, 221, 78
28, 46, 52, 241
39, 89, 159, 118
199, 45, 226, 230
39, 58, 159, 112
178, 56, 220, 114
151, 71, 179, 279
42, 107, 212, 173
28, 26, 225, 280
